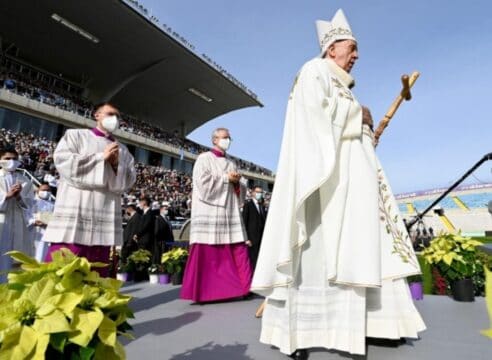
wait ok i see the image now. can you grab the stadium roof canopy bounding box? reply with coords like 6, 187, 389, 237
0, 0, 262, 134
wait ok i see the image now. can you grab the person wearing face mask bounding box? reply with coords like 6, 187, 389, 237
180, 127, 251, 303
250, 10, 425, 359
242, 186, 267, 271
42, 102, 136, 277
0, 144, 35, 281
154, 202, 174, 262
27, 183, 55, 262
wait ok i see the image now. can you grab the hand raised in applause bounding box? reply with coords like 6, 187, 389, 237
103, 143, 119, 166
6, 183, 22, 199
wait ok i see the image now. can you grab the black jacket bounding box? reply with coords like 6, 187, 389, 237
121, 212, 142, 261
242, 200, 267, 269
153, 215, 174, 263
135, 209, 155, 252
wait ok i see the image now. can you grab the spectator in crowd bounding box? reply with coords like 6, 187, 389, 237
242, 185, 267, 270
1, 60, 273, 176
151, 200, 161, 217
43, 168, 59, 196
28, 182, 55, 262
121, 204, 141, 263
154, 202, 174, 261
180, 128, 252, 303
43, 103, 136, 277
0, 144, 35, 281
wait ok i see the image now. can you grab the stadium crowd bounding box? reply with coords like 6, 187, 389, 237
0, 59, 272, 176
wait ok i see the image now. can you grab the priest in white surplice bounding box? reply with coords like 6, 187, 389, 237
0, 145, 35, 282
43, 103, 136, 276
180, 128, 252, 303
251, 9, 425, 359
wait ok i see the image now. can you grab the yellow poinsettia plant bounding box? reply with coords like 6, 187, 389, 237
421, 232, 483, 282
161, 248, 188, 275
0, 249, 134, 360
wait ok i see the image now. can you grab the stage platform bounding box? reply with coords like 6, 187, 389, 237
121, 282, 491, 360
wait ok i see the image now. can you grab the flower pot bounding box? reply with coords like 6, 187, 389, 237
149, 274, 159, 284
171, 272, 183, 285
116, 272, 128, 282
409, 282, 424, 300
159, 274, 171, 284
450, 279, 474, 302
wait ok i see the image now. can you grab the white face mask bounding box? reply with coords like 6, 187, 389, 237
218, 138, 231, 151
101, 115, 119, 133
161, 210, 169, 216
1, 159, 20, 172
39, 191, 51, 200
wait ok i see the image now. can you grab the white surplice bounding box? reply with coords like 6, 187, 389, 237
251, 58, 425, 355
0, 169, 35, 278
27, 197, 55, 261
43, 129, 136, 247
190, 151, 247, 245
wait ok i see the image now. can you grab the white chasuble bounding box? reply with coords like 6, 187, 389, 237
43, 129, 136, 247
251, 58, 425, 355
190, 151, 247, 245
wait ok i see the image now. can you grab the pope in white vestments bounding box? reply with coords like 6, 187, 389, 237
180, 128, 253, 302
251, 9, 425, 359
43, 103, 136, 276
0, 146, 35, 282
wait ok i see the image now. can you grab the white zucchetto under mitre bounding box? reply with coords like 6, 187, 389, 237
316, 9, 356, 56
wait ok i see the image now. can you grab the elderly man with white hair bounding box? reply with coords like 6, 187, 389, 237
251, 9, 425, 359
180, 127, 252, 303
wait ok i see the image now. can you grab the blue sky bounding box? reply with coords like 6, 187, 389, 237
140, 0, 492, 194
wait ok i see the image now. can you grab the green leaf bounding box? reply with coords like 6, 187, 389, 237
95, 341, 126, 360
98, 315, 117, 347
69, 308, 104, 347
5, 251, 38, 265
32, 309, 72, 334
46, 292, 84, 316
0, 325, 38, 360
31, 333, 50, 360
49, 332, 68, 353
79, 344, 96, 360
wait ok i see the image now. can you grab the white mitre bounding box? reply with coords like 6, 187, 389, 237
316, 9, 356, 56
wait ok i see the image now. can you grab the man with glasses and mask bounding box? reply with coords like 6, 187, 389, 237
181, 127, 252, 303
43, 102, 136, 276
0, 144, 35, 281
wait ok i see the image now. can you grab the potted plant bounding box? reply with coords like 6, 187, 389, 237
128, 249, 152, 282
0, 249, 134, 359
421, 232, 483, 302
148, 264, 159, 284
161, 248, 188, 285
116, 258, 134, 282
157, 264, 171, 285
407, 273, 424, 300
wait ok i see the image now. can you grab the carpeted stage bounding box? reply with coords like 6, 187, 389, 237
121, 283, 491, 360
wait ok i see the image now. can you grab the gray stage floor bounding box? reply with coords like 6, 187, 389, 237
121, 282, 492, 360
